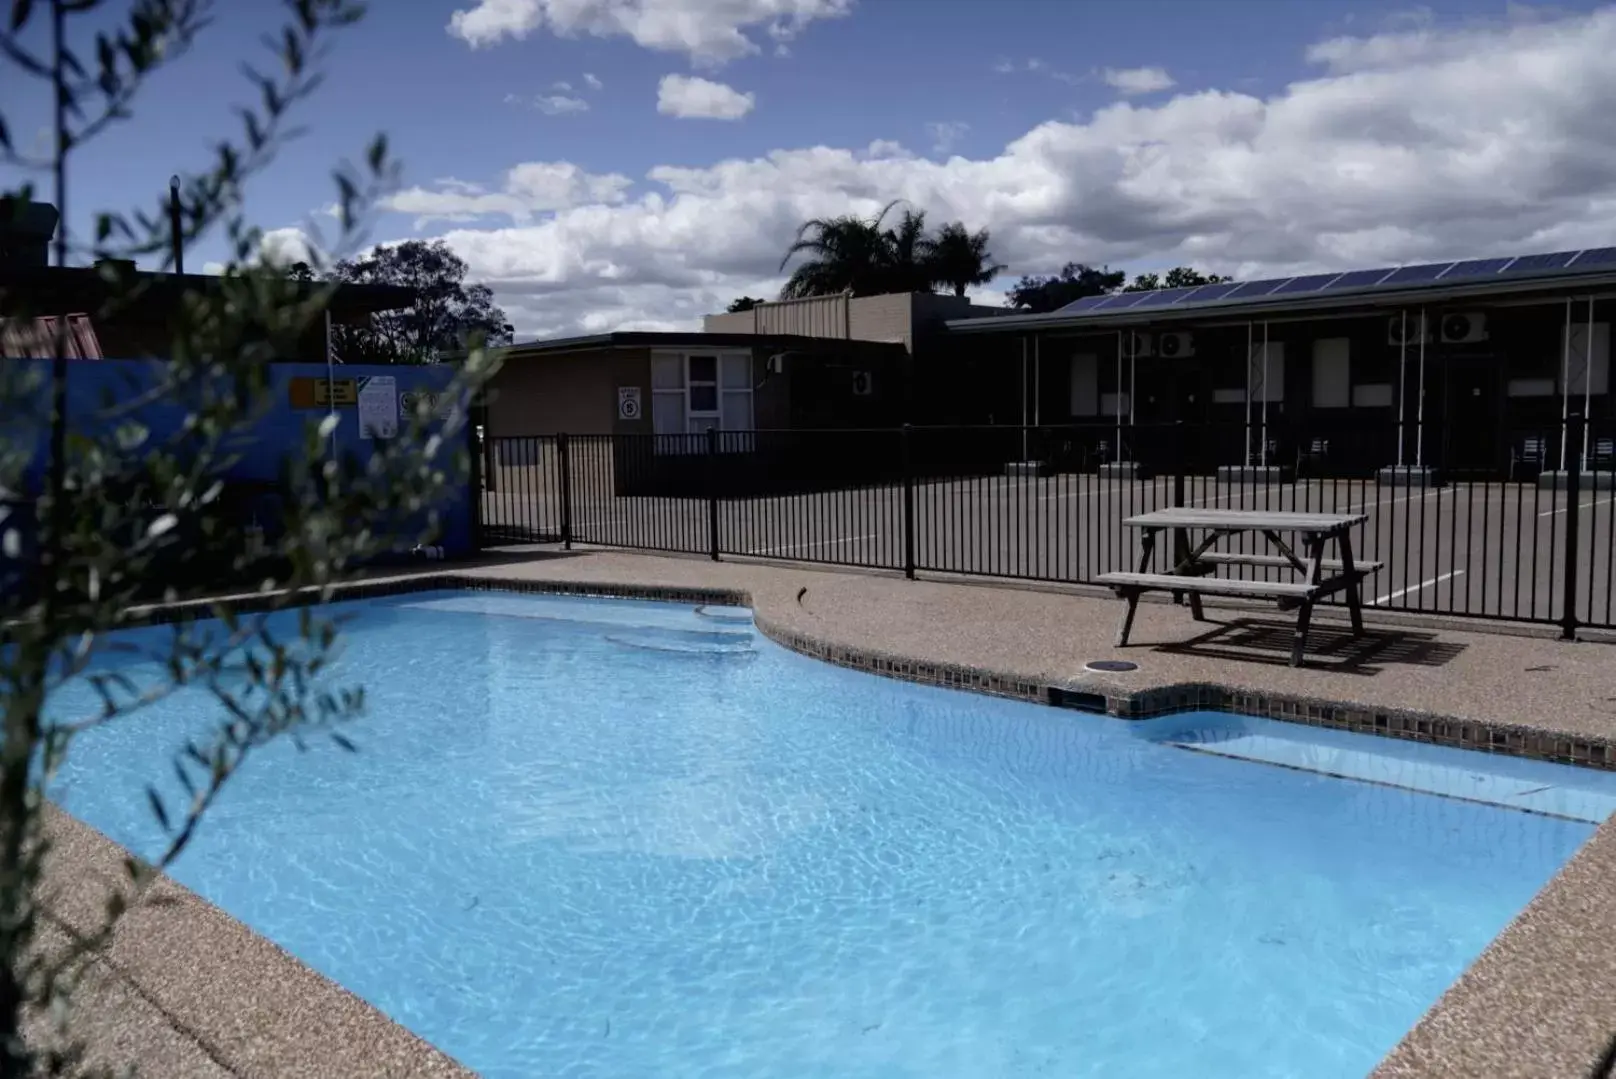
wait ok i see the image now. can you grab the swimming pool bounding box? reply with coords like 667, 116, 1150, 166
48, 589, 1616, 1078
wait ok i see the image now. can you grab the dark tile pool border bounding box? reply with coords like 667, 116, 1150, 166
115, 572, 1616, 775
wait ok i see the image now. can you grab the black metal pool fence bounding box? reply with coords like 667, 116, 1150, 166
478, 415, 1616, 635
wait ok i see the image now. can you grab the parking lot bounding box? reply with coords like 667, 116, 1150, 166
481, 465, 1616, 629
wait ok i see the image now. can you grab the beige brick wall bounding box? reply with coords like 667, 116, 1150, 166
701, 292, 1011, 353
485, 348, 649, 436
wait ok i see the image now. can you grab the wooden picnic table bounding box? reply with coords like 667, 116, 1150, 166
1096, 508, 1382, 667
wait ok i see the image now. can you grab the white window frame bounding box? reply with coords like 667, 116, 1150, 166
650, 350, 754, 454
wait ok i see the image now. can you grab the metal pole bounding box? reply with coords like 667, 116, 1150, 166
1020, 336, 1029, 461
1260, 321, 1269, 468
324, 308, 337, 460
1129, 335, 1136, 426
1034, 335, 1041, 427
1585, 297, 1596, 469
1561, 298, 1572, 472
1115, 330, 1124, 463
168, 175, 184, 274
1396, 311, 1407, 468
1415, 308, 1426, 470
1245, 322, 1254, 466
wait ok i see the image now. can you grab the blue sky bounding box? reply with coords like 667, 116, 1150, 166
6, 0, 1616, 338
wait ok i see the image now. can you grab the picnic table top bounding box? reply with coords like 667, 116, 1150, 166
1122, 507, 1368, 531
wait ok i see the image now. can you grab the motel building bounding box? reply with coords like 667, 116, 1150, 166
944, 249, 1616, 488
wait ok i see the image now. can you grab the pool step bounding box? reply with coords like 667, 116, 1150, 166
1147, 718, 1616, 824
694, 604, 755, 625
607, 630, 756, 656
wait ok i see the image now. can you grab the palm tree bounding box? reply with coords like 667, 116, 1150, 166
880, 207, 935, 294
779, 200, 906, 299
779, 202, 1002, 300
927, 222, 1005, 297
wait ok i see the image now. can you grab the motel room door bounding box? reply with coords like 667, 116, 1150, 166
1441, 356, 1504, 476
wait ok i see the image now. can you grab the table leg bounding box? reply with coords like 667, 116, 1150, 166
1291, 599, 1313, 667
1337, 529, 1364, 635
1116, 589, 1141, 647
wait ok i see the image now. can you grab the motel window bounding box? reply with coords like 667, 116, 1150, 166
650, 351, 754, 453
1311, 338, 1351, 409
1069, 353, 1099, 416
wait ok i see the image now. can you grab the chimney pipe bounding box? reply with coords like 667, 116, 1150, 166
168, 176, 183, 275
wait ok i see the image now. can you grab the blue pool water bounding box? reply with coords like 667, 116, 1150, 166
48, 590, 1612, 1079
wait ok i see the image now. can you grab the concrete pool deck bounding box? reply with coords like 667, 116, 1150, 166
42, 549, 1616, 1076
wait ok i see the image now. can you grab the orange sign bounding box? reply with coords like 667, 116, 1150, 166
289, 376, 358, 409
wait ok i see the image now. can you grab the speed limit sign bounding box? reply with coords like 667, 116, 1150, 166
617, 386, 642, 420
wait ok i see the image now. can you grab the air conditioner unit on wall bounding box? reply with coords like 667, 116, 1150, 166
1440, 312, 1489, 344
1387, 315, 1433, 346
1156, 331, 1195, 358
1121, 331, 1154, 359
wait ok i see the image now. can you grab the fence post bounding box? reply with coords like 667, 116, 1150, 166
467, 414, 484, 550
706, 426, 721, 561
557, 432, 573, 550
901, 423, 916, 579
1561, 413, 1583, 640
1171, 420, 1187, 571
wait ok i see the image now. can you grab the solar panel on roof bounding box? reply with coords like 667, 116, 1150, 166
1569, 247, 1616, 270
1104, 291, 1159, 309
1221, 278, 1289, 300
1501, 251, 1579, 275
1125, 287, 1200, 309
1380, 262, 1456, 286
1327, 268, 1396, 290
1440, 257, 1513, 279
1052, 294, 1115, 315
1177, 281, 1242, 304
1078, 293, 1134, 312
1269, 273, 1343, 295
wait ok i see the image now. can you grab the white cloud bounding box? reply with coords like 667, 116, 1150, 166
583, 72, 603, 90
382, 163, 634, 228
406, 7, 1616, 339
446, 0, 854, 67
199, 225, 320, 275
656, 74, 755, 120
1102, 66, 1176, 96
926, 121, 969, 155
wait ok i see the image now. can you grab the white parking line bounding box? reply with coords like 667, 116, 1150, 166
747, 533, 878, 556
1373, 570, 1464, 605
1345, 489, 1435, 514
1538, 497, 1616, 519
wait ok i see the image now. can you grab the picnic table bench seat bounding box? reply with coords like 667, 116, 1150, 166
1101, 508, 1382, 667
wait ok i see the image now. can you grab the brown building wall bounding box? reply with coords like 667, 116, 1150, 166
486, 348, 649, 436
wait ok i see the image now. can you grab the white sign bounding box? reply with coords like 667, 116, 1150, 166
400, 389, 453, 418
358, 375, 399, 440
618, 385, 642, 421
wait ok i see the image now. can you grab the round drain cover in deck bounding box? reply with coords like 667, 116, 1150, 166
1084, 660, 1139, 673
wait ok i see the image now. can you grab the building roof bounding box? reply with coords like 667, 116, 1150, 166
496, 330, 908, 359
947, 246, 1616, 335
0, 264, 414, 319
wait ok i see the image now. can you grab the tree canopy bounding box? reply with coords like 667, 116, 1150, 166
778, 201, 1003, 301
727, 296, 764, 313
297, 239, 513, 364
1005, 263, 1127, 314
1006, 263, 1233, 313
1121, 266, 1233, 292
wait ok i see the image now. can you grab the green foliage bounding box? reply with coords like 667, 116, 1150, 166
1121, 266, 1232, 293
778, 201, 1004, 301
293, 239, 515, 364
0, 2, 500, 1073
1005, 263, 1127, 313
726, 295, 762, 313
